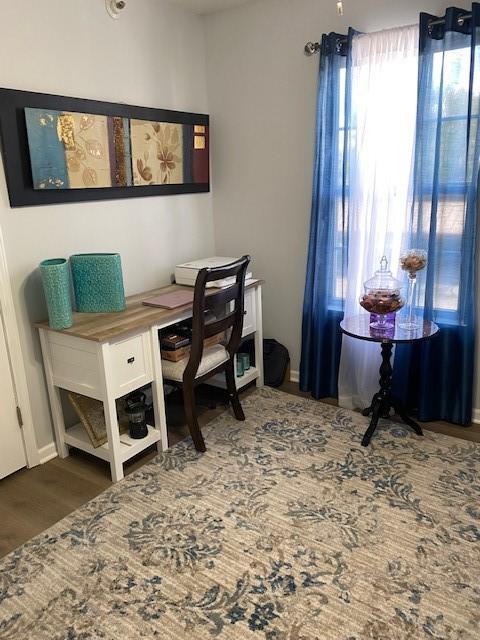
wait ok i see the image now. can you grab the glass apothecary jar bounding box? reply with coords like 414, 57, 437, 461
399, 249, 428, 330
359, 256, 404, 329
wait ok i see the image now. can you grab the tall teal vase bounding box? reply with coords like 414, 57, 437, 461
71, 253, 126, 313
40, 258, 73, 329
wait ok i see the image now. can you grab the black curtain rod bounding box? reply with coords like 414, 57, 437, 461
304, 12, 473, 56
428, 11, 471, 27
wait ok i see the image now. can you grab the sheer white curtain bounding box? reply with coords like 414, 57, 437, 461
338, 25, 419, 410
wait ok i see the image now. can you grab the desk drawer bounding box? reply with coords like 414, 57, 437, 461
110, 332, 153, 397
242, 288, 256, 337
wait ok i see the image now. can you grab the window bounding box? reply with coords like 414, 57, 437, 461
328, 46, 477, 320
416, 47, 478, 316
330, 66, 348, 309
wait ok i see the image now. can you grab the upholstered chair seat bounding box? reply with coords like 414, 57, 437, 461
161, 344, 229, 382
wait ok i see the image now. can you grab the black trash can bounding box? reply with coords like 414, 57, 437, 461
242, 338, 290, 388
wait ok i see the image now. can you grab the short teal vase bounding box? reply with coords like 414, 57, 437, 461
40, 258, 73, 329
71, 253, 126, 313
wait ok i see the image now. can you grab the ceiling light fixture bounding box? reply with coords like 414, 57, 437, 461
106, 0, 126, 20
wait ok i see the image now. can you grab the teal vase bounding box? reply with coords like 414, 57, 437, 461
40, 258, 73, 329
71, 253, 126, 313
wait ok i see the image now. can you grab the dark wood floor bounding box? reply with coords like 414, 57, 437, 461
1, 382, 479, 558
281, 381, 480, 444
0, 386, 231, 558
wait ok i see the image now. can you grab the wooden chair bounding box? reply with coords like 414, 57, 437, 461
161, 255, 251, 452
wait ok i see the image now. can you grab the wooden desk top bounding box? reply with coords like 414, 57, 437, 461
35, 279, 262, 343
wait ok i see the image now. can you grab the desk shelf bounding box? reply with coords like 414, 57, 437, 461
207, 365, 260, 390
64, 423, 161, 464
236, 365, 260, 388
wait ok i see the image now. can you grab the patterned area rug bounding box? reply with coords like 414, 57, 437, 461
1, 388, 479, 639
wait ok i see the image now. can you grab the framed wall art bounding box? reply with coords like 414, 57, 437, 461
0, 88, 209, 207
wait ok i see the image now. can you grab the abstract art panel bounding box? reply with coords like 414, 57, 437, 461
0, 88, 209, 206
130, 120, 183, 185
109, 117, 133, 187
129, 120, 209, 187
192, 124, 209, 184
61, 112, 111, 189
23, 109, 69, 190
25, 108, 132, 190
24, 110, 209, 191
180, 123, 209, 184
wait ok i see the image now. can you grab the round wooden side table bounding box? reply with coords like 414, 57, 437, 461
340, 315, 439, 446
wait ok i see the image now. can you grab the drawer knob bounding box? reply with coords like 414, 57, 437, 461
127, 356, 135, 364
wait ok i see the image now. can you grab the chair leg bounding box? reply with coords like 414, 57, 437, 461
183, 383, 206, 452
225, 359, 245, 421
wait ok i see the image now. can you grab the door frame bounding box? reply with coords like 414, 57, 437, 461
0, 223, 39, 468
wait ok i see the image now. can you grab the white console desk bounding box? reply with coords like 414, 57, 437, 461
36, 280, 264, 482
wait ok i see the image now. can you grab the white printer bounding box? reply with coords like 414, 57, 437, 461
175, 257, 252, 288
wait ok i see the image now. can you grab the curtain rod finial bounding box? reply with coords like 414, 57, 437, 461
304, 41, 321, 56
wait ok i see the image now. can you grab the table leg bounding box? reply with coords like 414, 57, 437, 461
99, 343, 124, 482
392, 398, 423, 436
362, 392, 390, 418
361, 343, 392, 447
362, 400, 382, 446
150, 326, 169, 453
254, 285, 264, 388
103, 393, 124, 483
361, 341, 424, 446
39, 329, 69, 458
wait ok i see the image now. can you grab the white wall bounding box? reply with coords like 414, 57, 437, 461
204, 0, 453, 377
0, 0, 215, 450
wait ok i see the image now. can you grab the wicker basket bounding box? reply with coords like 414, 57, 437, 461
161, 332, 225, 363
68, 392, 130, 447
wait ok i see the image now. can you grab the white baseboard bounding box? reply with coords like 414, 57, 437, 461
290, 369, 299, 384
38, 442, 58, 464
473, 409, 480, 424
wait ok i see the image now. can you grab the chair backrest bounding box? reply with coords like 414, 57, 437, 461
184, 255, 251, 381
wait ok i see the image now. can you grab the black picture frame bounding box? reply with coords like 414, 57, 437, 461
0, 88, 210, 207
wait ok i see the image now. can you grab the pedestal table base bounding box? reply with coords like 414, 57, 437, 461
361, 342, 423, 446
